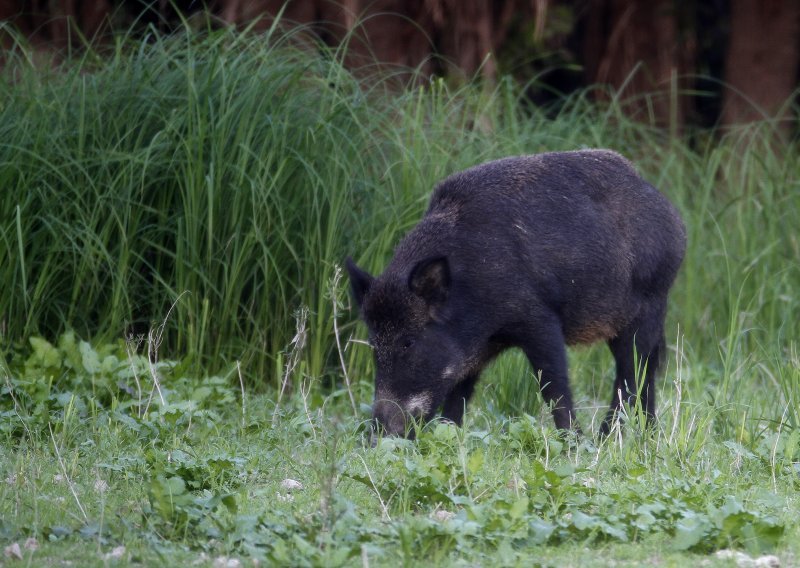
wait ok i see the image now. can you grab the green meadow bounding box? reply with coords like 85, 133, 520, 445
1, 27, 798, 566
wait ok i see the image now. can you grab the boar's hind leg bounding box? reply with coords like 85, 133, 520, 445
519, 318, 578, 431
601, 301, 667, 436
441, 374, 479, 426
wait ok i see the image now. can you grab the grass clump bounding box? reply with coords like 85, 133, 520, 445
1, 28, 377, 382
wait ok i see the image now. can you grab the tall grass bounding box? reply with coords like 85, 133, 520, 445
1, 26, 797, 427
1, 28, 379, 380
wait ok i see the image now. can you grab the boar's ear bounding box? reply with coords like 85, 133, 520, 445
345, 257, 374, 308
409, 256, 450, 305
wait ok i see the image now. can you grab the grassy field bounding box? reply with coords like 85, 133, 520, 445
1, 27, 799, 566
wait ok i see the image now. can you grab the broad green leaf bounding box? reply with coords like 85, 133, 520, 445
57, 331, 82, 370
28, 337, 61, 369
79, 341, 102, 375
510, 496, 529, 519
672, 512, 709, 550
529, 517, 555, 544
571, 511, 596, 531
467, 448, 484, 474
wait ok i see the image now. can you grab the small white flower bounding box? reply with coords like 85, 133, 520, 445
715, 550, 755, 568
94, 479, 109, 494
103, 546, 126, 560
23, 538, 39, 551
280, 478, 303, 491
213, 556, 242, 568
276, 492, 294, 503
754, 555, 780, 568
431, 509, 455, 522
4, 543, 22, 560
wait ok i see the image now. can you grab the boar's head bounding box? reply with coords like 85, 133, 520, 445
346, 256, 464, 438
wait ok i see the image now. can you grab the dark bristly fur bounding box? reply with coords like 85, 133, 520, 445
347, 150, 686, 437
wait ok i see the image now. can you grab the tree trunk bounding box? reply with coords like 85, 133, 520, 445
214, 0, 431, 76
340, 0, 434, 77
438, 0, 496, 82
218, 0, 320, 33
721, 0, 800, 137
585, 0, 692, 131
0, 0, 19, 48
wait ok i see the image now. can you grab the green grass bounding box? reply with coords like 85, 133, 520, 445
1, 25, 799, 566
1, 335, 798, 565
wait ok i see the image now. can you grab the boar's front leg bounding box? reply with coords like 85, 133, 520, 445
441, 374, 479, 425
519, 315, 578, 431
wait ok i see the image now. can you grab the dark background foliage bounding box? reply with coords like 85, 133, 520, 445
2, 0, 798, 136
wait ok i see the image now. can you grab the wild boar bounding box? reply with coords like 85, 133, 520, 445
346, 150, 685, 437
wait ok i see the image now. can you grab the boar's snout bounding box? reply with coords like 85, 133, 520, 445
371, 398, 410, 440
372, 391, 437, 443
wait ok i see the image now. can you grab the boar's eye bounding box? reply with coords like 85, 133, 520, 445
402, 338, 415, 351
